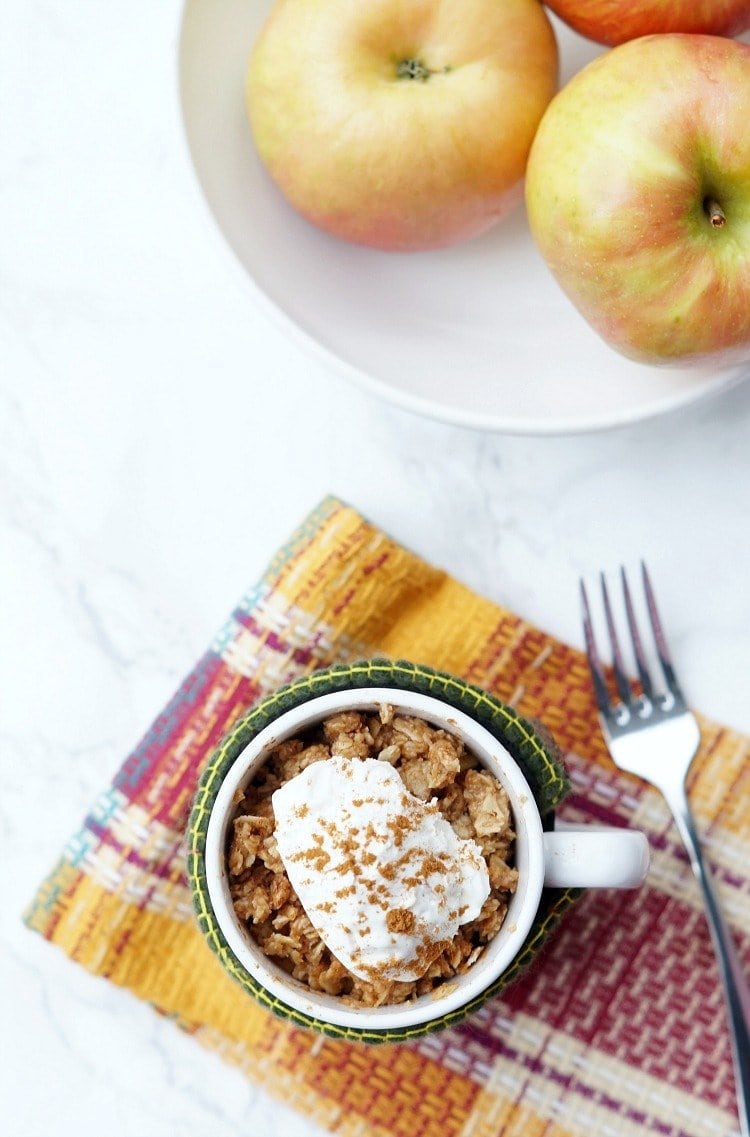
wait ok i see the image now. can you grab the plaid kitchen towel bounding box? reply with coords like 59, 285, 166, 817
26, 497, 749, 1137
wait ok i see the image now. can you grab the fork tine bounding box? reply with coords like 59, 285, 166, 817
641, 561, 686, 701
621, 565, 656, 701
580, 579, 612, 716
600, 572, 633, 706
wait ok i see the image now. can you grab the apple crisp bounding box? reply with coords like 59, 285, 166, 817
227, 707, 518, 1006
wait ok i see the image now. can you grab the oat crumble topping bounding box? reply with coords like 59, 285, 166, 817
227, 706, 518, 1006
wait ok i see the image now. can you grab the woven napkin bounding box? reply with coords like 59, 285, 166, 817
26, 497, 748, 1137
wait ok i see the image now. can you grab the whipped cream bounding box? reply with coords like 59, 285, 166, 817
272, 755, 490, 982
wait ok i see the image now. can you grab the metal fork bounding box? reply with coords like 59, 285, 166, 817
581, 563, 750, 1136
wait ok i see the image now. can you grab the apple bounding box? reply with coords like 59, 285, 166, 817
246, 0, 557, 251
525, 34, 750, 368
545, 0, 750, 46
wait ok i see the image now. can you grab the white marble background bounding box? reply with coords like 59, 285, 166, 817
2, 3, 749, 1135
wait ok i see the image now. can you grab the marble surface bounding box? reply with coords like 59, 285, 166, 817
2, 3, 750, 1135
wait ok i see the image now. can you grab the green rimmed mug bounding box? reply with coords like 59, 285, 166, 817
188, 661, 649, 1044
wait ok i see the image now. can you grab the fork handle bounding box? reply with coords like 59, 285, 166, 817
669, 786, 750, 1137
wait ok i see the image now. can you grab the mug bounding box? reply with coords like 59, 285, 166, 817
189, 663, 649, 1043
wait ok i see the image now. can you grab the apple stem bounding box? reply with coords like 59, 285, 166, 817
396, 59, 449, 82
397, 59, 431, 81
704, 198, 727, 229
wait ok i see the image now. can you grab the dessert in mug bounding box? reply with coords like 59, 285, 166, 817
227, 706, 518, 1006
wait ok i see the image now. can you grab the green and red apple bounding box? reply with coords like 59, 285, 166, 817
545, 0, 750, 46
246, 0, 558, 251
525, 34, 750, 367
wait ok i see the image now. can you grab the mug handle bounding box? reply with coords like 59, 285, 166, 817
542, 824, 650, 889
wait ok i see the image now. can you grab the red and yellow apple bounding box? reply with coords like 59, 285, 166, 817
246, 0, 557, 251
525, 34, 750, 367
545, 0, 750, 46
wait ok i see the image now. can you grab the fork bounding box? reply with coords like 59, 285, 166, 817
581, 563, 750, 1137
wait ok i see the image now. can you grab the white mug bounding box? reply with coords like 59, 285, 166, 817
195, 686, 649, 1040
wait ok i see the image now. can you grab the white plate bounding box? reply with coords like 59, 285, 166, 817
178, 1, 749, 434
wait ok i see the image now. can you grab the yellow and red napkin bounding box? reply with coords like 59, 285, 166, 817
26, 497, 749, 1137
